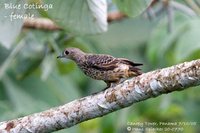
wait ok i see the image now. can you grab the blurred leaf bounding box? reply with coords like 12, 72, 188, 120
113, 0, 153, 17
164, 47, 177, 66
57, 60, 76, 75
0, 45, 10, 65
100, 112, 116, 133
0, 39, 25, 79
0, 0, 25, 49
183, 96, 200, 121
41, 54, 56, 80
0, 101, 12, 114
147, 12, 190, 66
183, 49, 200, 61
59, 37, 91, 51
115, 108, 129, 132
197, 0, 200, 6
15, 70, 80, 105
14, 74, 60, 106
79, 118, 101, 133
0, 111, 20, 121
146, 18, 168, 65
107, 0, 118, 12
43, 0, 107, 34
0, 82, 6, 100
2, 76, 49, 115
46, 72, 81, 102
175, 19, 200, 62
160, 104, 184, 120
13, 32, 45, 79
55, 127, 79, 133
69, 68, 90, 94
55, 32, 70, 48
31, 30, 55, 44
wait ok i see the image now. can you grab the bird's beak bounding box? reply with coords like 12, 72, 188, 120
57, 54, 65, 58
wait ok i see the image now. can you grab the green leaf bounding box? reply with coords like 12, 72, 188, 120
15, 70, 80, 105
43, 0, 107, 34
2, 76, 49, 114
175, 19, 200, 62
0, 82, 6, 100
58, 37, 91, 51
100, 113, 116, 133
0, 45, 10, 65
114, 0, 153, 17
147, 12, 190, 66
0, 111, 20, 121
13, 32, 45, 79
14, 74, 61, 106
0, 38, 25, 79
0, 0, 25, 49
0, 101, 12, 114
147, 18, 168, 65
160, 104, 184, 120
46, 72, 81, 102
57, 60, 76, 75
158, 23, 189, 59
41, 54, 56, 80
80, 118, 101, 133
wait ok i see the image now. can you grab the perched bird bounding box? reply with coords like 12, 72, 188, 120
57, 47, 142, 88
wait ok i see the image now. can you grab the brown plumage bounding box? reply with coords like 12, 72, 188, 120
57, 47, 142, 87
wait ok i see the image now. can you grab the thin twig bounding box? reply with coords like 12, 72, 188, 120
153, 2, 165, 16
172, 1, 197, 17
146, 6, 156, 20
0, 59, 200, 133
107, 11, 126, 22
185, 0, 200, 15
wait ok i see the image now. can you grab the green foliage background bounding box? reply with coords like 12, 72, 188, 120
0, 0, 200, 133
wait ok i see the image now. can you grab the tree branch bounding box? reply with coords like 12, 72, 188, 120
23, 11, 126, 30
0, 59, 200, 133
23, 18, 61, 30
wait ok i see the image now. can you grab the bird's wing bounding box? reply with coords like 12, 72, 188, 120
118, 58, 143, 66
86, 54, 118, 70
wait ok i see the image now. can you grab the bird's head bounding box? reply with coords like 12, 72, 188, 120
57, 47, 85, 61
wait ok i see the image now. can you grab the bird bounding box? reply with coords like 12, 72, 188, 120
57, 47, 142, 88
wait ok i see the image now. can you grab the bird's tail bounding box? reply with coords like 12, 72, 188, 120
128, 66, 142, 76
119, 58, 143, 77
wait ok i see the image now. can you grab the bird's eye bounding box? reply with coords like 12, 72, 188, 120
65, 50, 69, 55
